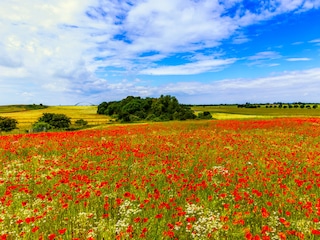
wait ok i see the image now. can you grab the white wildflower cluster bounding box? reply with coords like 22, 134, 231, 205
293, 219, 314, 235
185, 203, 223, 239
96, 217, 116, 237
266, 212, 281, 240
71, 212, 97, 239
115, 200, 141, 236
3, 160, 20, 181
212, 166, 229, 175
0, 193, 57, 239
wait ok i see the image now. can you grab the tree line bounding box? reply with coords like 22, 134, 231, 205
97, 95, 212, 122
237, 103, 318, 109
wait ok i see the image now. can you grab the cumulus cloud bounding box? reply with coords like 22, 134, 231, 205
1, 0, 320, 104
157, 68, 320, 104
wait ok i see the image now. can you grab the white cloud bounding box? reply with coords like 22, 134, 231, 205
309, 39, 320, 43
248, 51, 282, 60
309, 38, 320, 46
156, 68, 320, 103
286, 58, 311, 61
140, 58, 237, 75
1, 0, 320, 104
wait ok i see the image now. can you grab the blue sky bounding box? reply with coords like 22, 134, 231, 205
0, 0, 320, 105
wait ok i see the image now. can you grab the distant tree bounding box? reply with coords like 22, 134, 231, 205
313, 105, 318, 109
0, 117, 18, 132
32, 122, 52, 132
36, 113, 71, 129
75, 119, 88, 126
97, 102, 108, 114
198, 111, 213, 119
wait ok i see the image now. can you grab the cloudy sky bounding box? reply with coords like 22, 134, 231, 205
1, 0, 320, 105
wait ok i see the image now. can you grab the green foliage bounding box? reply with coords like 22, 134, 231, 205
0, 116, 18, 132
97, 95, 196, 122
25, 104, 48, 110
198, 111, 213, 119
75, 119, 88, 126
32, 122, 52, 132
0, 104, 47, 113
36, 113, 71, 129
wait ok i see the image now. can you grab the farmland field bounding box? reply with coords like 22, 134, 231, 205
192, 105, 320, 119
1, 118, 320, 239
0, 105, 111, 132
1, 104, 320, 133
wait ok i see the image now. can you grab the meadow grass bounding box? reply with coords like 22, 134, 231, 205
1, 118, 320, 239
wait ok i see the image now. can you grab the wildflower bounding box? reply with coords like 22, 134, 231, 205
48, 233, 56, 240
16, 219, 23, 225
155, 214, 163, 219
312, 229, 320, 235
32, 226, 39, 232
279, 217, 290, 227
163, 230, 175, 238
261, 207, 270, 218
278, 232, 286, 240
124, 192, 131, 198
58, 228, 67, 234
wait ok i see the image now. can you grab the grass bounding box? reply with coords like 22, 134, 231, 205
1, 118, 320, 239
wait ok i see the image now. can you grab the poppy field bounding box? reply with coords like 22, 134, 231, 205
1, 118, 320, 239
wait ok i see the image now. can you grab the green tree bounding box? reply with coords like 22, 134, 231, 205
97, 102, 108, 114
37, 113, 71, 129
32, 122, 52, 132
198, 111, 213, 119
97, 95, 196, 122
0, 117, 18, 132
75, 119, 88, 126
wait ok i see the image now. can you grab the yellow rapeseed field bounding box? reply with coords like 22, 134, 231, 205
0, 105, 110, 132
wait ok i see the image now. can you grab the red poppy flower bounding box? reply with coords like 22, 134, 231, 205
312, 229, 320, 235
58, 228, 67, 234
31, 226, 39, 233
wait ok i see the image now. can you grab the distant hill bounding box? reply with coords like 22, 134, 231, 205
0, 104, 48, 113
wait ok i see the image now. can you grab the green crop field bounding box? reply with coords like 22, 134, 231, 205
192, 105, 320, 119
